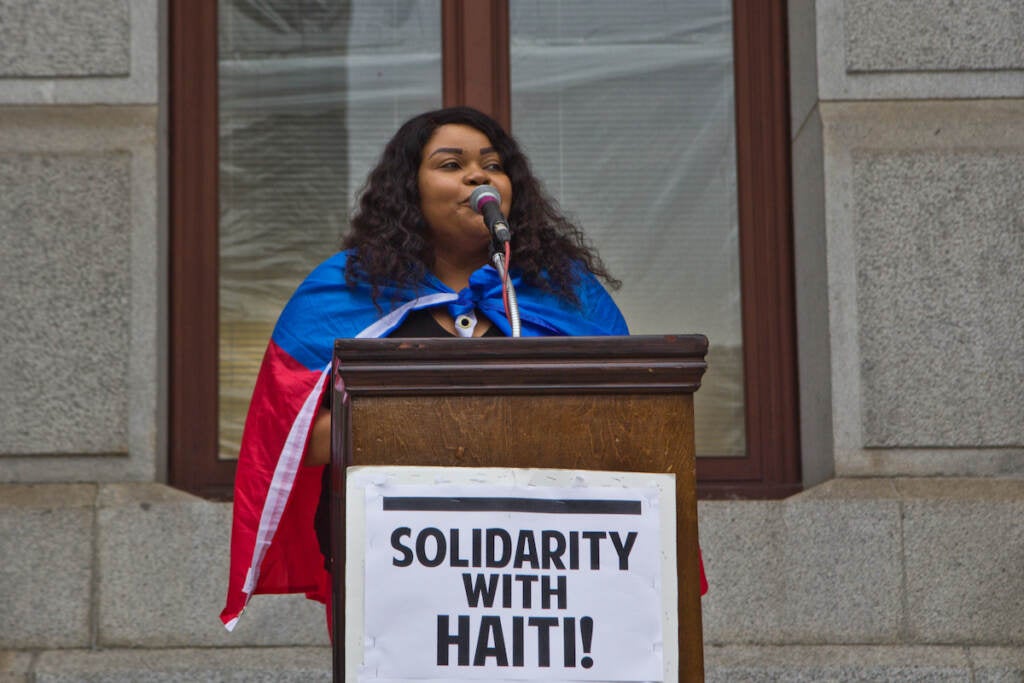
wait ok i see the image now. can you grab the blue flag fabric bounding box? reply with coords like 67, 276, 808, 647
273, 250, 629, 370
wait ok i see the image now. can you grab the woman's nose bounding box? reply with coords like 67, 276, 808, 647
464, 165, 489, 185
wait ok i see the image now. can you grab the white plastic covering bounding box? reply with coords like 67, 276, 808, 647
217, 0, 443, 458
510, 0, 745, 455
217, 0, 743, 459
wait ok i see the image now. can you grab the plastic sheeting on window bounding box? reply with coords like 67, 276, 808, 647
217, 0, 442, 460
510, 0, 745, 456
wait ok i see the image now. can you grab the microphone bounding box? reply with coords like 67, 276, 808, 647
469, 185, 512, 243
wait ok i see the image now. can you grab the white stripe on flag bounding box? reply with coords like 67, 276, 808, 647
356, 293, 457, 338
241, 363, 331, 600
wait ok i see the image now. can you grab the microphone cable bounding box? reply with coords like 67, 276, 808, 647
491, 242, 520, 337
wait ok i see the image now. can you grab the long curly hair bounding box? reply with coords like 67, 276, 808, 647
342, 106, 618, 303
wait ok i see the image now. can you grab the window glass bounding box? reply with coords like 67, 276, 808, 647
510, 0, 745, 456
217, 0, 442, 459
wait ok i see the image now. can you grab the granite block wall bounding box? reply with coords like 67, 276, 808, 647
699, 478, 1024, 647
96, 485, 328, 648
0, 485, 95, 649
816, 0, 1024, 99
0, 0, 162, 483
791, 0, 1024, 480
0, 0, 130, 77
820, 100, 1024, 477
3, 479, 1021, 655
0, 107, 160, 482
0, 484, 329, 651
0, 0, 158, 104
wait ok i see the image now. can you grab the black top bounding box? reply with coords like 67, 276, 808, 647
314, 308, 505, 571
388, 307, 506, 338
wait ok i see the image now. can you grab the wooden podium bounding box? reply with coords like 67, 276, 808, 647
330, 334, 708, 681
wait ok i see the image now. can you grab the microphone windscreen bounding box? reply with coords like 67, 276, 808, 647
469, 185, 501, 214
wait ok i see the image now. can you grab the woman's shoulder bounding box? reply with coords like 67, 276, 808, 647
560, 260, 613, 300
272, 250, 381, 365
570, 265, 628, 335
303, 249, 352, 282
513, 262, 628, 336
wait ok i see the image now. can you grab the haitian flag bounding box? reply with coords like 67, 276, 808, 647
220, 250, 628, 630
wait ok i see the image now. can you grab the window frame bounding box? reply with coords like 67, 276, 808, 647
699, 0, 801, 498
168, 0, 799, 500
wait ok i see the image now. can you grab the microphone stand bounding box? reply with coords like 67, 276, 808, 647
490, 244, 521, 337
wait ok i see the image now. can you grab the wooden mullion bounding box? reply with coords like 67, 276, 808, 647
168, 0, 232, 497
698, 0, 800, 497
441, 0, 511, 130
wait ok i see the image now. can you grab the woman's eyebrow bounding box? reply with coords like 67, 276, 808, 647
427, 147, 463, 158
427, 146, 498, 158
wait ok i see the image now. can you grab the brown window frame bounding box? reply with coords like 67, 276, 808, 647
169, 0, 798, 500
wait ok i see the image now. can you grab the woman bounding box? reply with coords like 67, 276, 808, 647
220, 107, 627, 632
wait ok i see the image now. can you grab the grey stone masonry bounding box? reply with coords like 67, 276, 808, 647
31, 647, 333, 683
0, 0, 157, 104
700, 481, 903, 644
96, 485, 329, 648
0, 645, 1020, 681
816, 0, 1024, 99
0, 106, 160, 483
844, 0, 1024, 72
3, 478, 1022, 654
901, 479, 1024, 644
0, 151, 132, 455
790, 107, 833, 488
705, 645, 1024, 682
854, 149, 1024, 448
0, 485, 95, 649
699, 478, 1024, 646
0, 0, 130, 77
821, 100, 1024, 477
0, 483, 329, 653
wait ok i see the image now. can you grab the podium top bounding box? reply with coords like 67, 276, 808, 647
333, 334, 708, 396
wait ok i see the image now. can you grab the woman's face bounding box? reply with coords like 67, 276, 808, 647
417, 123, 513, 265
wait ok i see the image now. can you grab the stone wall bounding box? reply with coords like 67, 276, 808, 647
821, 101, 1024, 477
0, 0, 163, 482
2, 478, 1022, 679
793, 0, 1024, 481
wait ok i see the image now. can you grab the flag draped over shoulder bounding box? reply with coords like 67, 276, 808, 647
221, 250, 628, 630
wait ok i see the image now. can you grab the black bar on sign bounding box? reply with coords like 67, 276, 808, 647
382, 497, 641, 515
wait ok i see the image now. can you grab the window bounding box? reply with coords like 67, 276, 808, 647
169, 0, 798, 499
509, 1, 746, 459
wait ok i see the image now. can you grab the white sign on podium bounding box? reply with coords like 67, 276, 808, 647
345, 466, 678, 683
